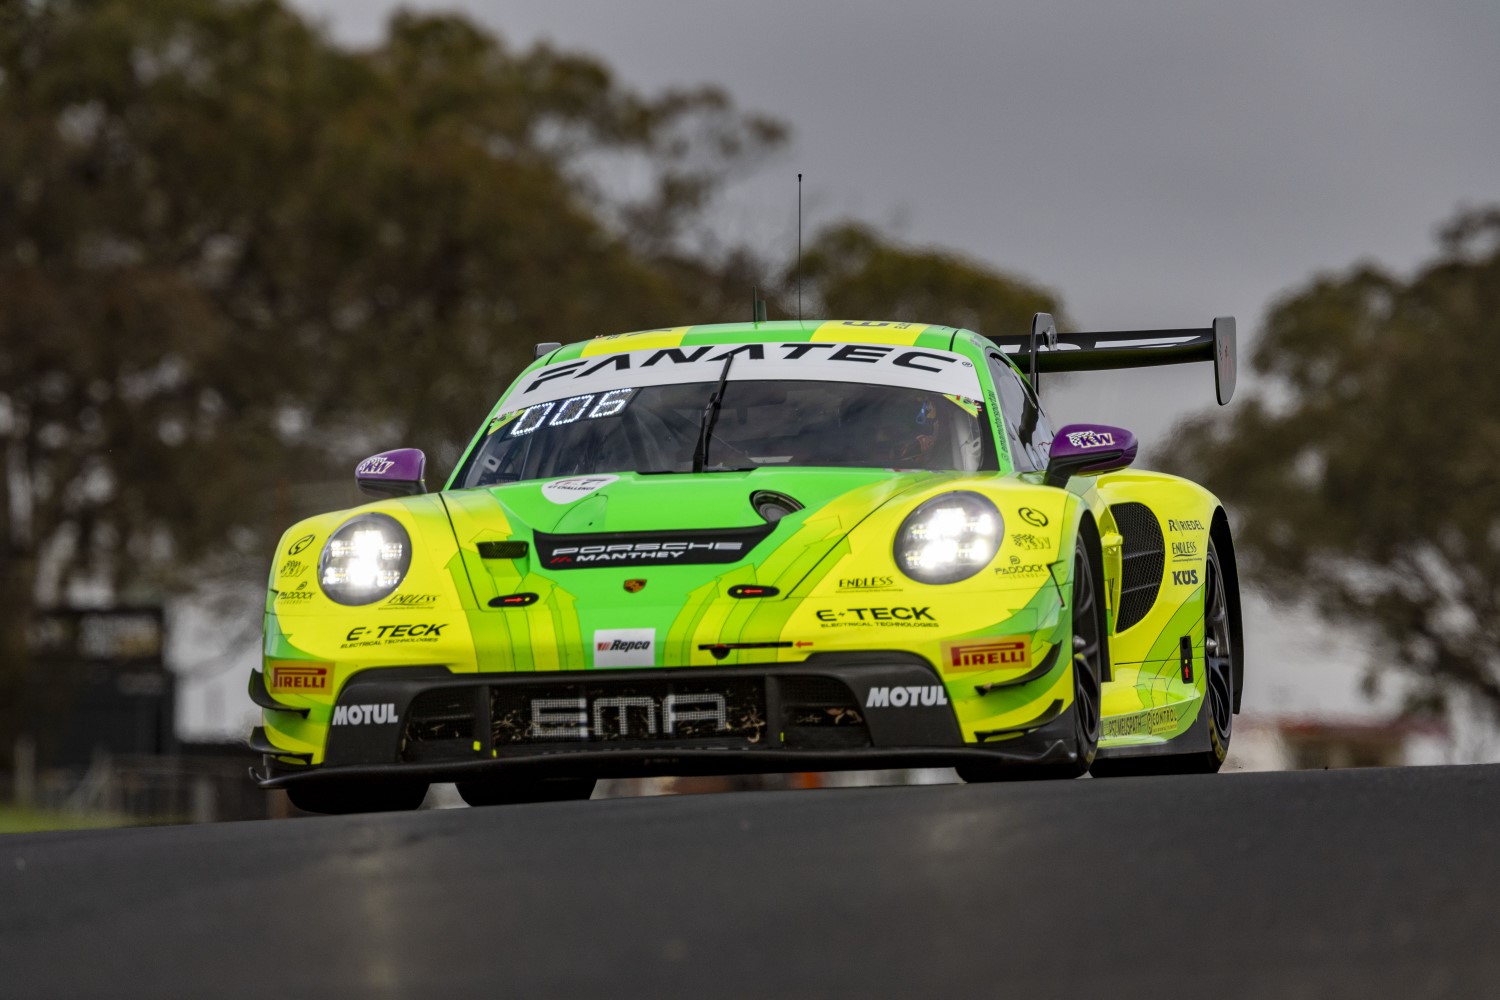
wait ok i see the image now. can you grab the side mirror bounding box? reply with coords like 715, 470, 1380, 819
1043, 424, 1137, 489
356, 448, 427, 499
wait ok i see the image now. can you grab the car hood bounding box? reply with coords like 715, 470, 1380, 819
439, 467, 971, 606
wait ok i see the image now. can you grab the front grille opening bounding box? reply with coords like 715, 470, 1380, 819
401, 688, 479, 762
1111, 501, 1165, 632
779, 676, 870, 750
490, 678, 769, 753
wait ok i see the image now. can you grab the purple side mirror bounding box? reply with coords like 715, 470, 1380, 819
356, 448, 427, 499
1043, 424, 1138, 489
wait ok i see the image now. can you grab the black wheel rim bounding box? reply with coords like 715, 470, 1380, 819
1204, 542, 1234, 746
1071, 549, 1103, 750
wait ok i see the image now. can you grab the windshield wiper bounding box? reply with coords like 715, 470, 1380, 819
691, 354, 735, 474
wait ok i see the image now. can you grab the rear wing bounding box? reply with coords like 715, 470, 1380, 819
997, 313, 1236, 405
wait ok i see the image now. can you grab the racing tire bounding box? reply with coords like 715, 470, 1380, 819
457, 777, 597, 807
286, 779, 429, 815
958, 539, 1104, 782
1091, 535, 1237, 777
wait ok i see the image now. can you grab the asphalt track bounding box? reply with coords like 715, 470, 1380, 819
4, 764, 1499, 999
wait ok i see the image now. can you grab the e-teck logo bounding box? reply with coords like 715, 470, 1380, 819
593, 628, 655, 668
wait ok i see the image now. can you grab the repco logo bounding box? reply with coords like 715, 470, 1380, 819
1172, 569, 1199, 586
865, 686, 949, 708
332, 703, 396, 726
597, 639, 650, 653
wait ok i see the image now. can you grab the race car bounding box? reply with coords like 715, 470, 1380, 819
249, 314, 1244, 813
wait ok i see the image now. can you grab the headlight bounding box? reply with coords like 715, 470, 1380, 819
894, 492, 1002, 584
317, 513, 412, 605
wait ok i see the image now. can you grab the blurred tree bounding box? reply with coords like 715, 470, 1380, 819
796, 221, 1067, 336
0, 0, 784, 747
1168, 206, 1500, 712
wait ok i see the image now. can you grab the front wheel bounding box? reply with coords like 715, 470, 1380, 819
1091, 535, 1237, 777
959, 541, 1103, 782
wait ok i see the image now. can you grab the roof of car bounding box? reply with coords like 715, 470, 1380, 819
547, 320, 974, 361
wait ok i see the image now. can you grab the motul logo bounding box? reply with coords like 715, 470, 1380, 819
865, 686, 949, 708
331, 703, 397, 726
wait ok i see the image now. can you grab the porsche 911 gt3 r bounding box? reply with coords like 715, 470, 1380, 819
248, 314, 1244, 813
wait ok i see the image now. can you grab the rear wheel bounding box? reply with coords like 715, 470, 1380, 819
959, 542, 1103, 782
1091, 536, 1236, 777
286, 779, 428, 815
457, 776, 597, 807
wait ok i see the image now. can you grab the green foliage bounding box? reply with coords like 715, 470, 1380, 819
1168, 206, 1500, 710
0, 0, 784, 607
796, 221, 1066, 336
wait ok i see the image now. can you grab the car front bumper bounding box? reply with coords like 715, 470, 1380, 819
249, 651, 1078, 788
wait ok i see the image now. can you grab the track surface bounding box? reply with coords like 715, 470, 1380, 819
4, 764, 1499, 998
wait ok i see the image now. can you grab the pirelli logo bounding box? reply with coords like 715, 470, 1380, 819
945, 639, 1030, 672
269, 664, 329, 693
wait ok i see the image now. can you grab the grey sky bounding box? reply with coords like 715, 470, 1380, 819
184, 0, 1499, 741
291, 0, 1500, 437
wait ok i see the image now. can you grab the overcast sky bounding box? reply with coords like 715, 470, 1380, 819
289, 0, 1500, 436
188, 1, 1500, 738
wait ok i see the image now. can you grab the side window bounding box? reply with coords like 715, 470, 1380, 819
986, 353, 1055, 472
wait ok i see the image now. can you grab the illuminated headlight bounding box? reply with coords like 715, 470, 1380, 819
894, 492, 1002, 584
318, 513, 412, 605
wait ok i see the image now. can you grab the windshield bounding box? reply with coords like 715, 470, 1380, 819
458, 378, 990, 486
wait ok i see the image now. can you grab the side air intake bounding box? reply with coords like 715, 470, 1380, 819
1110, 502, 1164, 632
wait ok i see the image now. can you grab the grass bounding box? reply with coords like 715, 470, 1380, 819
0, 804, 140, 834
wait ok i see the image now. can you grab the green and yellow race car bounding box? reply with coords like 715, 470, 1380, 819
249, 314, 1244, 813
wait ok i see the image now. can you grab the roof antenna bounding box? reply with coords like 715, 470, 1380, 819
752, 286, 767, 324
796, 172, 803, 321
